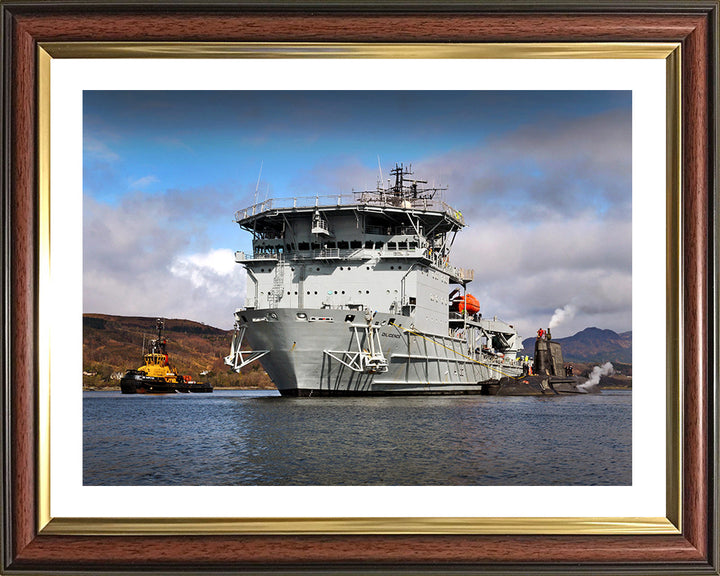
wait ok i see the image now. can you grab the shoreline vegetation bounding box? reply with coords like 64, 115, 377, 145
83, 313, 632, 392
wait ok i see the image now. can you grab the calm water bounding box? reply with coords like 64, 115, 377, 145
83, 389, 631, 486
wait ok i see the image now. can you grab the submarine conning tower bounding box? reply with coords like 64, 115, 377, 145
533, 328, 565, 376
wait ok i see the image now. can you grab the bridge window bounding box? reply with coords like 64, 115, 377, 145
338, 241, 349, 249
365, 241, 374, 249
298, 242, 309, 250
350, 240, 361, 249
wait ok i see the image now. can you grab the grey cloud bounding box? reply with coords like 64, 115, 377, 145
84, 192, 245, 329
288, 157, 378, 197
417, 108, 631, 221
448, 213, 631, 339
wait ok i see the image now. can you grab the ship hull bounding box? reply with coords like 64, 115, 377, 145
238, 308, 524, 396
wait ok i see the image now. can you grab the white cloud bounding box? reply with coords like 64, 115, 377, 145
130, 175, 159, 188
84, 135, 120, 162
170, 249, 242, 296
83, 194, 245, 329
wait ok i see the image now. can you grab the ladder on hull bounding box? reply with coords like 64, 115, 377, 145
267, 264, 285, 308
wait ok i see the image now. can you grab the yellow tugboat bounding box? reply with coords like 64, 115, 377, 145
120, 319, 185, 394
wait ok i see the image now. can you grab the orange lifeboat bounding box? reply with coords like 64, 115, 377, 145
458, 294, 480, 315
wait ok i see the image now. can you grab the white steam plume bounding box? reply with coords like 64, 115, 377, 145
548, 303, 578, 330
580, 361, 615, 390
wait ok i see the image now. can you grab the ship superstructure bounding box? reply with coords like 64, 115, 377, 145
225, 164, 524, 395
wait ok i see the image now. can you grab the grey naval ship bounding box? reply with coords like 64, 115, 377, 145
225, 163, 586, 396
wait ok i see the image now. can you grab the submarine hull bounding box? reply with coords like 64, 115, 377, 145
493, 375, 594, 395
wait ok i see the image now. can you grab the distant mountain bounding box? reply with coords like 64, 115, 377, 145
83, 314, 272, 389
522, 327, 632, 363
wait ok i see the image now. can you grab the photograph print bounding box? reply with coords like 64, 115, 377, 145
83, 90, 632, 487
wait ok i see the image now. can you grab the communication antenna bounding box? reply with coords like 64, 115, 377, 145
254, 160, 263, 205
377, 155, 383, 188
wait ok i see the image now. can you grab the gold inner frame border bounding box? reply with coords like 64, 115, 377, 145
36, 41, 682, 537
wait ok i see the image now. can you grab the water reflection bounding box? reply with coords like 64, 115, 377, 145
84, 390, 631, 486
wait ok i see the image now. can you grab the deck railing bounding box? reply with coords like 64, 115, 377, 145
235, 248, 474, 281
234, 193, 465, 225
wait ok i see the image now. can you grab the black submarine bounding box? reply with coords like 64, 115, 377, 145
487, 329, 595, 395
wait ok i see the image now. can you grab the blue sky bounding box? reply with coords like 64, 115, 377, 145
84, 90, 631, 336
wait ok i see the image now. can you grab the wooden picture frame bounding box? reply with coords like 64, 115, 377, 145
2, 1, 717, 573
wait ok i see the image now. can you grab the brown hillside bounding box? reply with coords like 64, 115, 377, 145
83, 314, 273, 390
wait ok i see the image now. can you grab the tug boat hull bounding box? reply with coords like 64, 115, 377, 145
120, 370, 178, 394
